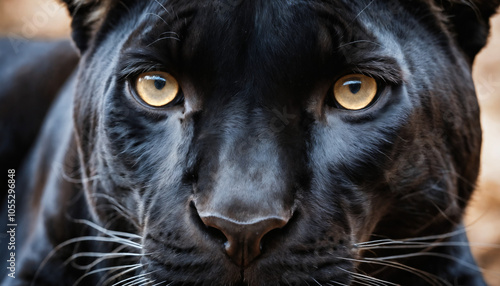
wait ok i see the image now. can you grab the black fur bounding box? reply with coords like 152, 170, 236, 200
1, 0, 499, 285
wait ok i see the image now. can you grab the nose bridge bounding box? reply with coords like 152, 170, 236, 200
196, 131, 293, 221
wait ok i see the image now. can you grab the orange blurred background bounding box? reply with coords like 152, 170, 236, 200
1, 0, 499, 284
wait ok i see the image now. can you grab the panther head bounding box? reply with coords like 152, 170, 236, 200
62, 0, 499, 284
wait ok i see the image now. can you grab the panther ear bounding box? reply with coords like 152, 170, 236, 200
61, 0, 116, 52
440, 0, 500, 62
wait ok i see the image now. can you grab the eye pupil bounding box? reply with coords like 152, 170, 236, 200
154, 79, 166, 90
347, 82, 362, 94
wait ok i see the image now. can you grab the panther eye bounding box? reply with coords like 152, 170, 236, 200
135, 71, 179, 107
333, 74, 377, 110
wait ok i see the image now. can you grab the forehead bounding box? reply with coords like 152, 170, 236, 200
118, 0, 410, 81
139, 0, 416, 46
131, 1, 362, 53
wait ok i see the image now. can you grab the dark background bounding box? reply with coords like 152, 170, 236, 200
1, 0, 499, 284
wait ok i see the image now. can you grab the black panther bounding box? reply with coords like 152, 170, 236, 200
1, 0, 499, 285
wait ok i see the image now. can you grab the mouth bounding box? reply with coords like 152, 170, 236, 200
140, 251, 354, 286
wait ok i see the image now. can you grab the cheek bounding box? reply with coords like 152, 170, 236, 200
98, 85, 191, 187
306, 118, 405, 242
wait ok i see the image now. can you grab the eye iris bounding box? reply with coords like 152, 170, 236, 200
333, 74, 377, 110
135, 72, 179, 107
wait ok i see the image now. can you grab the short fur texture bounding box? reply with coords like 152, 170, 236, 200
1, 0, 499, 285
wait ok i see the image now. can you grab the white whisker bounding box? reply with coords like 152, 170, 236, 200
352, 0, 375, 22
337, 267, 398, 286
356, 228, 468, 247
147, 36, 181, 47
64, 252, 143, 266
72, 264, 142, 286
101, 264, 143, 286
124, 277, 151, 286
340, 257, 450, 286
350, 279, 376, 286
73, 218, 141, 239
146, 13, 169, 26
73, 245, 129, 271
337, 40, 383, 49
358, 240, 500, 250
112, 272, 149, 286
327, 281, 348, 286
312, 277, 323, 286
90, 193, 142, 230
31, 236, 142, 286
154, 0, 172, 16
372, 252, 485, 275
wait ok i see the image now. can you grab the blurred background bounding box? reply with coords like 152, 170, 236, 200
1, 0, 499, 284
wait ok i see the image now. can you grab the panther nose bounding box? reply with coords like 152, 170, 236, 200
199, 213, 290, 267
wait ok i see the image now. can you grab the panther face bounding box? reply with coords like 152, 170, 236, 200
59, 0, 497, 284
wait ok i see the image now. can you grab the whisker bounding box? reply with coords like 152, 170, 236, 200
352, 0, 375, 22
70, 245, 129, 271
51, 161, 101, 184
340, 257, 449, 286
337, 40, 383, 49
96, 265, 133, 286
147, 36, 181, 47
312, 277, 322, 286
154, 0, 172, 16
350, 278, 377, 286
123, 277, 151, 286
90, 194, 142, 229
145, 13, 169, 26
72, 264, 142, 286
358, 241, 500, 250
356, 228, 468, 247
99, 204, 142, 230
159, 31, 180, 37
337, 267, 398, 286
61, 172, 101, 184
64, 252, 143, 266
151, 281, 167, 286
372, 252, 488, 275
327, 281, 348, 286
73, 219, 142, 239
112, 271, 152, 286
31, 237, 142, 286
101, 264, 144, 286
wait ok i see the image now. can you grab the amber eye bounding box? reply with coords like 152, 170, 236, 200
134, 71, 179, 107
333, 74, 378, 110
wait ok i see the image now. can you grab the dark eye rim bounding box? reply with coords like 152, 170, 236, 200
326, 74, 385, 111
127, 72, 184, 110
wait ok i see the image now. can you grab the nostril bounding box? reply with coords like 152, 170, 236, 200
206, 225, 228, 245
190, 202, 229, 246
259, 226, 284, 253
